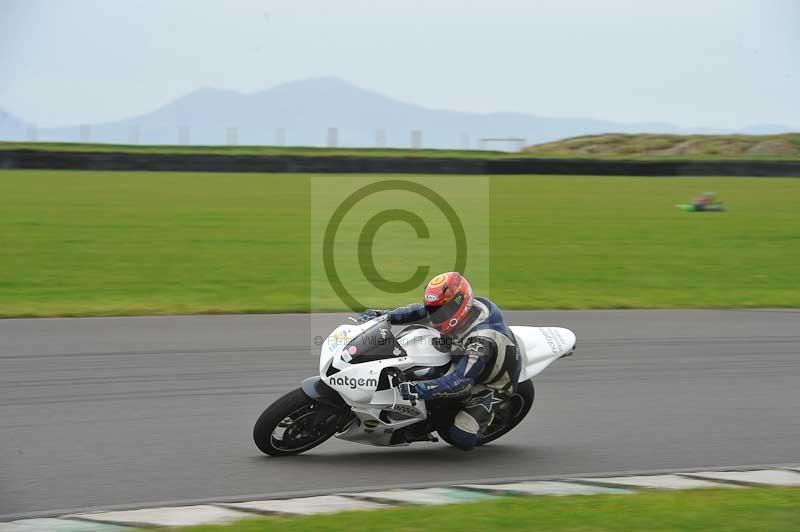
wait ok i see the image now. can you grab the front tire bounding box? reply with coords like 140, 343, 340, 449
253, 388, 343, 456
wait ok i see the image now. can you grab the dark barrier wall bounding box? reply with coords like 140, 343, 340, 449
2, 150, 799, 177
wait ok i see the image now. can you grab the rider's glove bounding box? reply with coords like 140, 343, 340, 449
353, 309, 384, 324
397, 382, 419, 401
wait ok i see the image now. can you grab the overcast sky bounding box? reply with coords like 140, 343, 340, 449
2, 0, 798, 129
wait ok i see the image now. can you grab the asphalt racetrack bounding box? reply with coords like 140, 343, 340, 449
2, 310, 798, 519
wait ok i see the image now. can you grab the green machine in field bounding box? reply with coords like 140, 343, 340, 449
676, 192, 725, 212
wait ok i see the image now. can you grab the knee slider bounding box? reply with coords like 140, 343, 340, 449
448, 425, 479, 451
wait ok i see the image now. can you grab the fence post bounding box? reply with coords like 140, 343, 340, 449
460, 132, 470, 149
128, 125, 140, 145
226, 127, 238, 146
411, 129, 422, 149
327, 127, 338, 148
179, 126, 190, 145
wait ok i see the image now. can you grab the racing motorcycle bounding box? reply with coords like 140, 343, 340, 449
253, 315, 576, 456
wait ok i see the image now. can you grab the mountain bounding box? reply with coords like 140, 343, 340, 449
0, 109, 30, 141
6, 78, 796, 149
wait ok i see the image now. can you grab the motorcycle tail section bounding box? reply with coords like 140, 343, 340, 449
512, 326, 576, 381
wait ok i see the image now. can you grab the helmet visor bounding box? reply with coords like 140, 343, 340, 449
425, 293, 464, 324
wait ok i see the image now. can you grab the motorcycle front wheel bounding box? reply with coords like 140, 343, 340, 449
253, 387, 344, 456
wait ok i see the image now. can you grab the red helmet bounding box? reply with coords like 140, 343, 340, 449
423, 272, 473, 335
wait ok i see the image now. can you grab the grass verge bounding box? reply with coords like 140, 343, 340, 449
1, 170, 799, 317
524, 132, 800, 160
0, 141, 513, 159
171, 488, 800, 532
4, 136, 800, 160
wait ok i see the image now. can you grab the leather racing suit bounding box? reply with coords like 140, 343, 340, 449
381, 296, 521, 450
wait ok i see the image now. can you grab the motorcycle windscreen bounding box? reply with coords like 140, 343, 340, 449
343, 321, 407, 363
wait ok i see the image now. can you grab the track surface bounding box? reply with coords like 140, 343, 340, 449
1, 310, 798, 518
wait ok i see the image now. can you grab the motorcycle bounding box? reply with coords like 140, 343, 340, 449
253, 315, 576, 456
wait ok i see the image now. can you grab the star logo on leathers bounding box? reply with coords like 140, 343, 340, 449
465, 341, 484, 353
465, 390, 504, 413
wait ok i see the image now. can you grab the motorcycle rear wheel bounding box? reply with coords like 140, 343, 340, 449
253, 387, 343, 456
440, 379, 535, 447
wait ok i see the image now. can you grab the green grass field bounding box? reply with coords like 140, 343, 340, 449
1, 170, 798, 317
167, 488, 800, 532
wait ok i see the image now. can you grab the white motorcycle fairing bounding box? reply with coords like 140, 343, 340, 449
317, 317, 575, 447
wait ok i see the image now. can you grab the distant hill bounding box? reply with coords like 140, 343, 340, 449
4, 78, 796, 149
524, 133, 800, 159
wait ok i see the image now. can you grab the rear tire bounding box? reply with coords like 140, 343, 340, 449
253, 388, 342, 456
440, 380, 535, 447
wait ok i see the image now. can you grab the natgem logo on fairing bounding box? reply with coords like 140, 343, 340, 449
328, 375, 378, 389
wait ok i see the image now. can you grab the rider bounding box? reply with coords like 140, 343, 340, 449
363, 272, 521, 450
